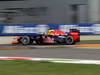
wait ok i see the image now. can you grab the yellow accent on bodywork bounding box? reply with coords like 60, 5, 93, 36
48, 30, 54, 35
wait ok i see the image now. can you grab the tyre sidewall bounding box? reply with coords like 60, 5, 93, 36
20, 36, 30, 45
66, 36, 74, 45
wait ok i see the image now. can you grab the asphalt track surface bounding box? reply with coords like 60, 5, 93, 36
0, 41, 100, 60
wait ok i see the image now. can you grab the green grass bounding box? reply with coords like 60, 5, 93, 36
0, 60, 100, 75
76, 46, 100, 48
81, 40, 100, 41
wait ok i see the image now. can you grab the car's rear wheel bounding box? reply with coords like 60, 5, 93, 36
66, 36, 75, 45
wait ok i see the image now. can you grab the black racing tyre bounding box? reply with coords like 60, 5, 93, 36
66, 36, 75, 45
20, 36, 30, 45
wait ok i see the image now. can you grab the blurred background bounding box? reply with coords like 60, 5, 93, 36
0, 0, 99, 24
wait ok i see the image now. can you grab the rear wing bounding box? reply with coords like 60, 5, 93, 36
70, 29, 80, 33
69, 29, 80, 42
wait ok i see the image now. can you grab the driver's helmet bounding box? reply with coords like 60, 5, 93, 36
48, 29, 67, 35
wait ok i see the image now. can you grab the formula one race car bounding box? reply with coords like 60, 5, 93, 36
12, 29, 80, 45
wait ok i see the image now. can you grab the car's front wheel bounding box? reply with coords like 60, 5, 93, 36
20, 36, 30, 45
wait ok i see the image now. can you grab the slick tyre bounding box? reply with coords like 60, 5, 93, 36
20, 36, 30, 45
66, 36, 75, 45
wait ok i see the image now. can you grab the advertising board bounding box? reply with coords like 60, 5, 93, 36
0, 24, 99, 35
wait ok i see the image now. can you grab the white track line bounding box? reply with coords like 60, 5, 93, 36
0, 57, 100, 65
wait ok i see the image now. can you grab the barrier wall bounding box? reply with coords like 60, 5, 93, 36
0, 24, 100, 35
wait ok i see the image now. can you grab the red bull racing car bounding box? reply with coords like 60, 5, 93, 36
12, 29, 80, 45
